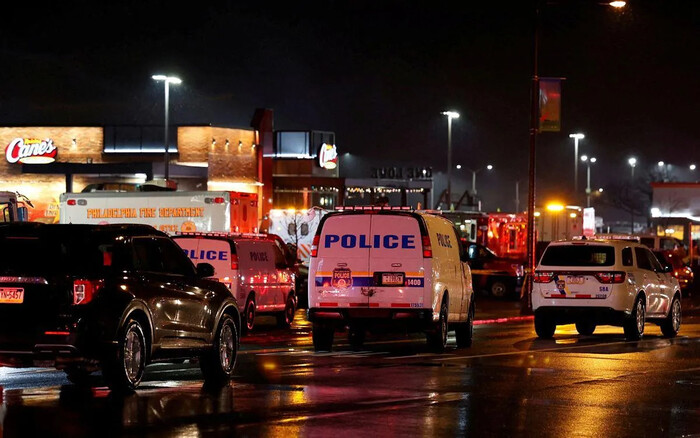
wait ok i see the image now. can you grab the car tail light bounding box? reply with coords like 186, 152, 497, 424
67, 199, 77, 206
594, 271, 626, 284
533, 271, 554, 283
73, 279, 103, 305
422, 235, 432, 258
231, 253, 239, 270
311, 234, 320, 257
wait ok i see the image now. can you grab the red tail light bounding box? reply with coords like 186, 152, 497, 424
73, 279, 103, 305
595, 272, 626, 284
311, 235, 320, 257
231, 253, 239, 270
533, 271, 554, 283
67, 199, 77, 206
422, 235, 432, 258
214, 197, 225, 204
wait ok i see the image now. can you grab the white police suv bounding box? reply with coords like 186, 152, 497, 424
532, 238, 682, 341
308, 207, 475, 352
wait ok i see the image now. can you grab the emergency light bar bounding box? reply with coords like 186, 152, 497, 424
335, 206, 413, 211
175, 231, 270, 239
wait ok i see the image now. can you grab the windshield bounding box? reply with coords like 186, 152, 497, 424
540, 245, 615, 267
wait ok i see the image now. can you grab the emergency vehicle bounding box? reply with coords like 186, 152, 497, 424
265, 207, 329, 265
59, 191, 258, 234
308, 206, 475, 352
0, 191, 31, 223
172, 232, 297, 333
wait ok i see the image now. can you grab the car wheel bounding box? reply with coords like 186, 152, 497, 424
242, 298, 255, 334
64, 366, 92, 386
312, 322, 334, 351
200, 314, 238, 384
347, 326, 365, 350
534, 313, 556, 339
455, 300, 474, 348
276, 294, 296, 328
660, 295, 682, 338
490, 280, 508, 299
427, 299, 448, 353
575, 321, 596, 336
102, 318, 147, 392
624, 295, 646, 341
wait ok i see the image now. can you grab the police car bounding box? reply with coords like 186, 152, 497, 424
532, 237, 682, 341
173, 232, 297, 333
308, 207, 475, 352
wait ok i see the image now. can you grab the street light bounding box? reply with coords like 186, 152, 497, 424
569, 133, 585, 194
628, 157, 637, 233
580, 155, 596, 208
460, 164, 493, 196
441, 111, 460, 209
152, 74, 182, 181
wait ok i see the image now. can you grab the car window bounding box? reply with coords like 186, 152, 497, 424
132, 237, 164, 272
621, 247, 633, 266
132, 237, 196, 275
540, 245, 614, 266
156, 238, 196, 276
634, 247, 652, 271
646, 249, 664, 272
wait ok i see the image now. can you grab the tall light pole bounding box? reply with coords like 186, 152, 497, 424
580, 155, 596, 208
464, 164, 493, 196
569, 133, 585, 194
628, 157, 637, 233
152, 74, 182, 181
441, 111, 459, 209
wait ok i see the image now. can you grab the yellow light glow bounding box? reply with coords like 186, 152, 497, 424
534, 211, 541, 217
546, 203, 565, 212
609, 1, 626, 8
570, 213, 577, 218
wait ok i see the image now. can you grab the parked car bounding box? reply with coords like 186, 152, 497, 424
532, 237, 682, 341
0, 222, 240, 391
652, 249, 694, 291
173, 232, 297, 333
464, 241, 524, 299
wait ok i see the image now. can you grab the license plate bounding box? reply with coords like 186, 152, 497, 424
381, 273, 405, 286
332, 268, 352, 288
566, 275, 585, 284
0, 287, 24, 304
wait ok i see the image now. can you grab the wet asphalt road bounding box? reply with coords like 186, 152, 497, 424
1, 295, 699, 438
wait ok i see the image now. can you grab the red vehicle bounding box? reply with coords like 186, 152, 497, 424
465, 241, 524, 299
653, 249, 694, 291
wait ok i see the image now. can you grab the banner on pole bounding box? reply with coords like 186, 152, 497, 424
539, 77, 562, 132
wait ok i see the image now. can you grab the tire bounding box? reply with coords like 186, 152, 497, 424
348, 327, 365, 350
200, 314, 238, 384
455, 301, 474, 348
534, 313, 556, 339
276, 294, 296, 328
624, 295, 646, 341
660, 295, 682, 338
65, 366, 92, 386
427, 299, 448, 353
102, 318, 147, 392
242, 298, 255, 334
575, 321, 596, 336
312, 322, 334, 352
490, 280, 508, 299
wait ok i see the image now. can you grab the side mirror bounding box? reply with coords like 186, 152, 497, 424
196, 262, 215, 278
664, 264, 673, 273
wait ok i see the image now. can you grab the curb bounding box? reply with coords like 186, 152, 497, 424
473, 315, 534, 325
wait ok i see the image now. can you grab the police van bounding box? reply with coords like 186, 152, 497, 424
172, 232, 297, 333
308, 207, 475, 352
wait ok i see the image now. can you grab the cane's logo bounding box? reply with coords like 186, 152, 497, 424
318, 143, 338, 170
5, 138, 57, 164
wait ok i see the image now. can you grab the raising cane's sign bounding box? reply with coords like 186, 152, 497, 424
5, 138, 58, 164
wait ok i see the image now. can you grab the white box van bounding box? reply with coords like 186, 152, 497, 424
308, 208, 475, 352
172, 232, 297, 333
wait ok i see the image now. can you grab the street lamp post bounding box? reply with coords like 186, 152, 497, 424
152, 74, 182, 181
580, 155, 596, 208
467, 164, 493, 195
628, 157, 637, 233
569, 133, 585, 194
441, 111, 459, 209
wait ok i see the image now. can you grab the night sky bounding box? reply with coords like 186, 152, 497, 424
2, 1, 699, 221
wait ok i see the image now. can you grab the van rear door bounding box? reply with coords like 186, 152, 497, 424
313, 214, 371, 307
368, 214, 425, 308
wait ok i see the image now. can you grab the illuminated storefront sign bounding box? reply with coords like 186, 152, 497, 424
5, 138, 57, 164
318, 143, 338, 169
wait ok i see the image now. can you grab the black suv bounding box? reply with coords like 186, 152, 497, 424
0, 222, 240, 391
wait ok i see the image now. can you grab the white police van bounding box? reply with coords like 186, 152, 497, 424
172, 232, 297, 333
308, 207, 475, 351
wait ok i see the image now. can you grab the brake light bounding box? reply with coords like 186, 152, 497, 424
214, 197, 225, 204
67, 199, 76, 206
311, 235, 320, 257
533, 271, 554, 283
231, 253, 239, 270
73, 279, 103, 305
594, 271, 626, 284
422, 235, 432, 258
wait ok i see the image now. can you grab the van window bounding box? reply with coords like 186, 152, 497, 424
272, 244, 288, 269
540, 245, 615, 267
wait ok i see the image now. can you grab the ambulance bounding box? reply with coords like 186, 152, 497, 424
308, 207, 475, 352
